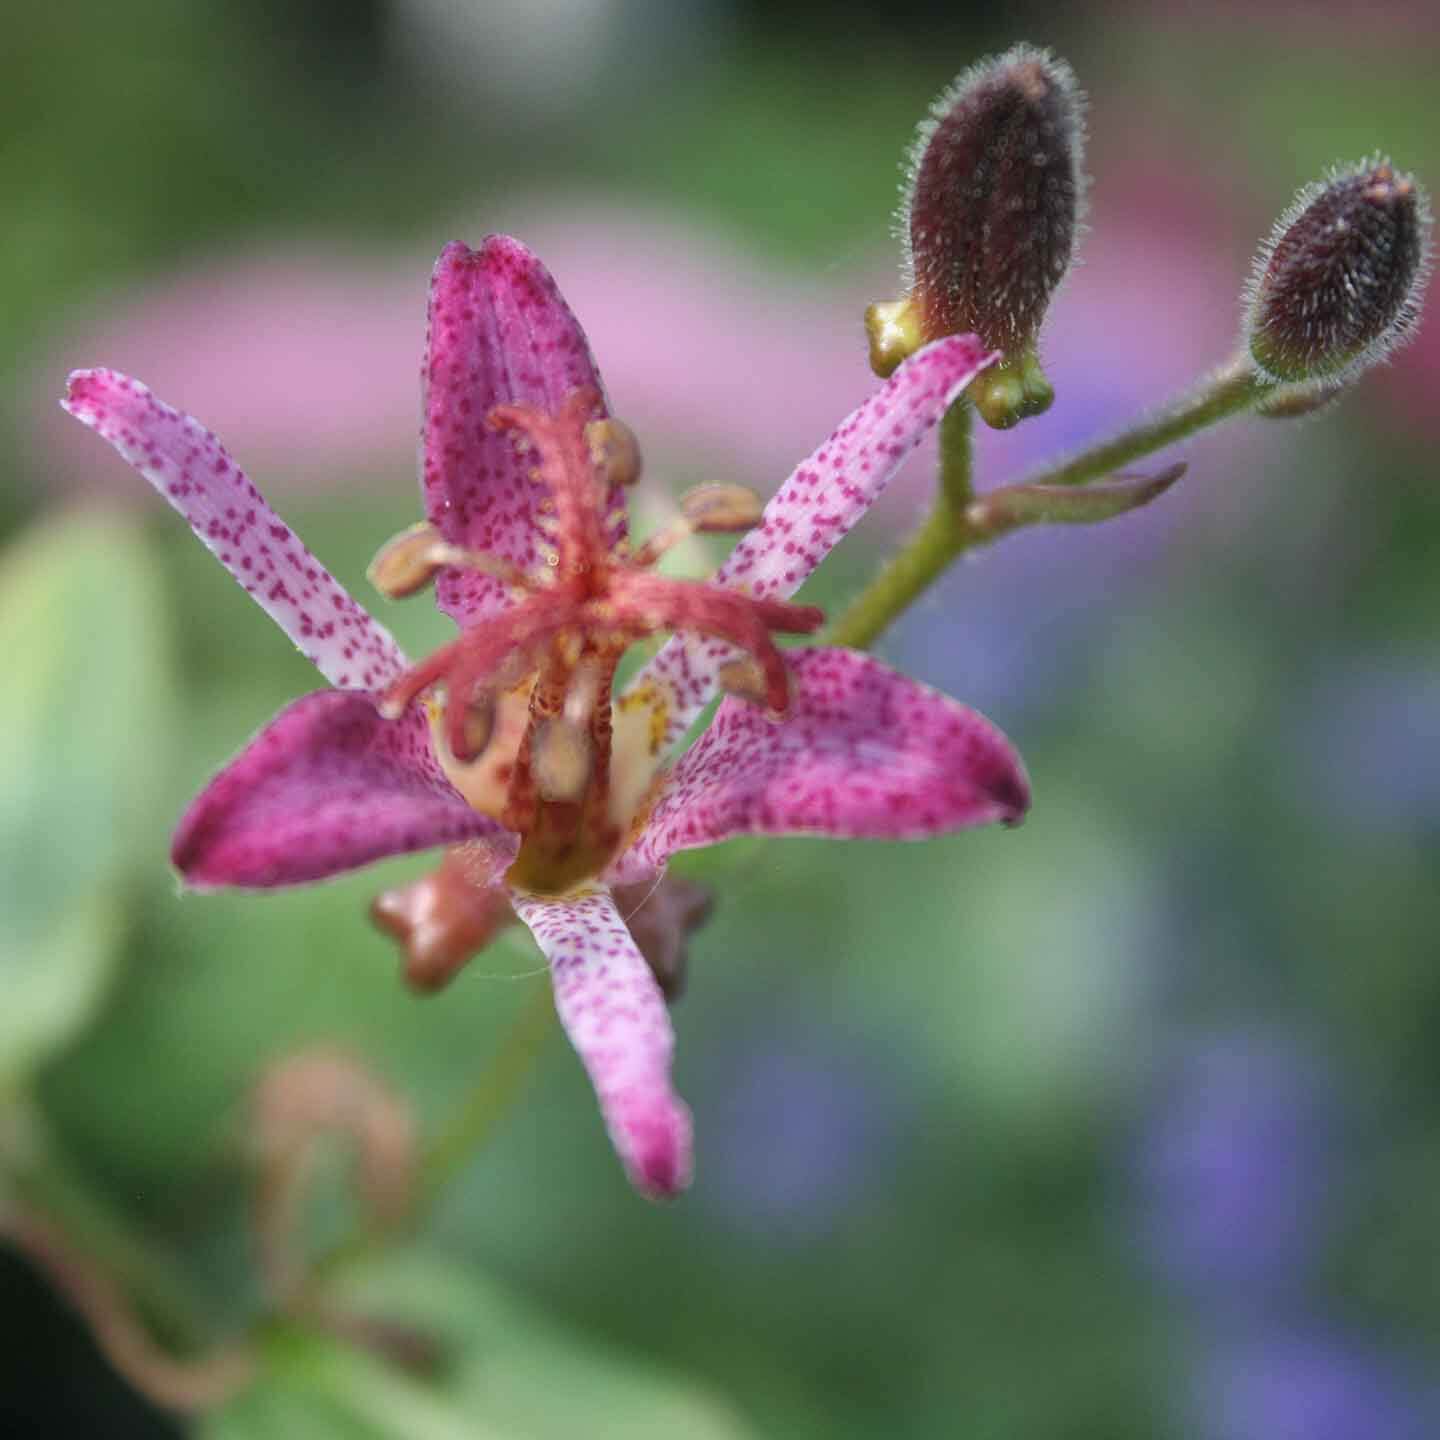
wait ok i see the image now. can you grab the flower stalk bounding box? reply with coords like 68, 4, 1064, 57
826, 399, 976, 651
827, 359, 1264, 650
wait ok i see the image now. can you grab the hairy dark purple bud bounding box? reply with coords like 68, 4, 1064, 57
1247, 158, 1432, 384
890, 45, 1085, 427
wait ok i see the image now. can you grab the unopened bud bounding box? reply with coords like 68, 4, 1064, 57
1246, 157, 1432, 384
585, 417, 643, 489
888, 45, 1085, 426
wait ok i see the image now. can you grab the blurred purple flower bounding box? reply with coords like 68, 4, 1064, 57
1134, 1030, 1335, 1315
696, 1016, 905, 1239
1196, 1328, 1432, 1440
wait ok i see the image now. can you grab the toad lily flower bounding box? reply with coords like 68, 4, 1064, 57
62, 237, 1029, 1199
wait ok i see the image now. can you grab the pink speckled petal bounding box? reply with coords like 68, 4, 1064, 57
174, 691, 510, 888
511, 889, 692, 1200
62, 369, 406, 691
422, 238, 621, 626
628, 647, 1028, 871
627, 333, 996, 753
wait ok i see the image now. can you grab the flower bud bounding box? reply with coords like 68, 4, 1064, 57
873, 45, 1086, 427
1246, 157, 1432, 384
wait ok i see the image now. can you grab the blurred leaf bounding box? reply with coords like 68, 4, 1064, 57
320, 1253, 757, 1440
0, 895, 119, 1087
0, 512, 174, 1086
206, 1327, 507, 1440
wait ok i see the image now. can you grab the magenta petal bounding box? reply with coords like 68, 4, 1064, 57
422, 238, 620, 627
627, 333, 996, 755
629, 647, 1029, 870
174, 691, 509, 888
62, 369, 406, 692
511, 890, 693, 1200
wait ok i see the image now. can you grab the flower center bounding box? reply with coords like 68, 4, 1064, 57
370, 387, 824, 895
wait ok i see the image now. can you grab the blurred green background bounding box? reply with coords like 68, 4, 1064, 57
3, 1, 1438, 1436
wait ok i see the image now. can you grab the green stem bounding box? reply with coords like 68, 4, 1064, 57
826, 399, 975, 651
1022, 358, 1262, 489
935, 393, 976, 509
826, 358, 1265, 651
825, 502, 969, 652
416, 981, 555, 1212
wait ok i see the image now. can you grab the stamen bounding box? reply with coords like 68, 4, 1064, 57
367, 522, 452, 599
630, 484, 766, 567
368, 522, 535, 600
680, 483, 766, 533
585, 417, 643, 489
716, 657, 773, 708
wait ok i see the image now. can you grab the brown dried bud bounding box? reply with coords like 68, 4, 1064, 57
249, 1047, 416, 1301
371, 845, 515, 993
1247, 157, 1432, 384
893, 45, 1085, 426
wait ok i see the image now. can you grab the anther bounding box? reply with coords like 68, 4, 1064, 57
717, 657, 778, 709
368, 523, 536, 600
585, 417, 643, 489
679, 484, 766, 533
367, 523, 457, 599
631, 484, 767, 568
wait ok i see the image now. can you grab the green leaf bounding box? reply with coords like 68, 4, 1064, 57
205, 1328, 511, 1440
0, 514, 174, 1085
968, 464, 1186, 537
0, 894, 119, 1085
312, 1254, 757, 1440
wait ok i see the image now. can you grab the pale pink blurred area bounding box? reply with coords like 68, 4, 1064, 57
39, 245, 425, 498
37, 200, 870, 507
39, 155, 1264, 527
